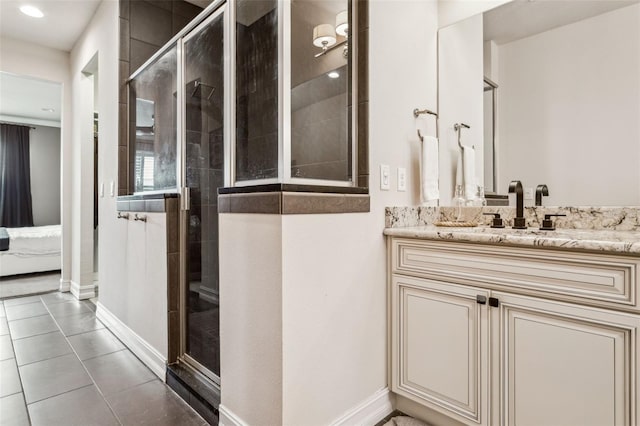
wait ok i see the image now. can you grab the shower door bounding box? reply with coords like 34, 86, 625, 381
181, 7, 225, 382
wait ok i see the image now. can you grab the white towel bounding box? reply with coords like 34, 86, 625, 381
455, 146, 477, 201
420, 136, 439, 204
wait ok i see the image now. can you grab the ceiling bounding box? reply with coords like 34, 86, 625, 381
0, 0, 101, 52
484, 0, 640, 45
0, 72, 62, 126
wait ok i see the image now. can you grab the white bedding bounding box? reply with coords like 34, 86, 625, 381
6, 225, 61, 256
0, 225, 61, 277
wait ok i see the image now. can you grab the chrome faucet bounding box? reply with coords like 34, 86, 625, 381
508, 180, 527, 229
535, 184, 549, 206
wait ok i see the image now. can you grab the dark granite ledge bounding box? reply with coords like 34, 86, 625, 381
219, 184, 368, 195
117, 193, 179, 212
218, 191, 370, 214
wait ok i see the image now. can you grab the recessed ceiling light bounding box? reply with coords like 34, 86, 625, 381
41, 107, 55, 112
20, 5, 44, 18
328, 71, 340, 79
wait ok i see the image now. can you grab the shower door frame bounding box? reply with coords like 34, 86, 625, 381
178, 1, 231, 386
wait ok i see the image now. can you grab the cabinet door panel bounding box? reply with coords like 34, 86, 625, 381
392, 275, 489, 425
492, 292, 639, 426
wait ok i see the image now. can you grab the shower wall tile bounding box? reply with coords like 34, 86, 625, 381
130, 1, 172, 47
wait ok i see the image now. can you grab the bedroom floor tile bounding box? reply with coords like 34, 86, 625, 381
5, 301, 48, 321
0, 334, 14, 361
0, 392, 29, 426
68, 329, 126, 361
3, 295, 43, 307
8, 315, 58, 340
47, 300, 93, 319
0, 303, 5, 317
28, 385, 119, 426
40, 291, 75, 305
13, 331, 72, 366
55, 311, 105, 336
0, 358, 22, 398
19, 353, 93, 404
0, 317, 8, 336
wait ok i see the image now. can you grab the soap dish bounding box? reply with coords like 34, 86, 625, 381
434, 221, 478, 227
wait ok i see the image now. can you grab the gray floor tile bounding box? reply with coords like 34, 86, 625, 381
5, 302, 48, 322
0, 334, 14, 361
39, 291, 75, 306
107, 380, 205, 426
0, 303, 5, 318
3, 295, 42, 307
13, 331, 72, 366
28, 385, 119, 426
84, 349, 156, 396
19, 353, 93, 403
0, 392, 29, 426
55, 311, 104, 337
0, 317, 8, 336
0, 358, 22, 398
47, 300, 93, 319
8, 315, 58, 340
67, 329, 125, 361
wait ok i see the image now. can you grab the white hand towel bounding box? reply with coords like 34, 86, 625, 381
455, 146, 477, 201
421, 136, 439, 204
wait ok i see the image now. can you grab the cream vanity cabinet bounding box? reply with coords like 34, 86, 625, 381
388, 237, 640, 426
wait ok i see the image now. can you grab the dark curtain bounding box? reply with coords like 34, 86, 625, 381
0, 124, 34, 227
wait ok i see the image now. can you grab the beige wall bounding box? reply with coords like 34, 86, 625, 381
29, 125, 62, 226
497, 3, 640, 205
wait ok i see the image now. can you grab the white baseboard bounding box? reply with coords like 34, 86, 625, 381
219, 405, 247, 426
96, 302, 167, 380
70, 280, 95, 300
59, 279, 70, 292
330, 387, 395, 426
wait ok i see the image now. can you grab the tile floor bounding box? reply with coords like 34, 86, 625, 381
0, 292, 207, 426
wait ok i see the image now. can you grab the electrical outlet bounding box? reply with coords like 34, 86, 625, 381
397, 168, 407, 191
380, 164, 390, 190
524, 187, 534, 200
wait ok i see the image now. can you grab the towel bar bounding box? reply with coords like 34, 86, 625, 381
414, 107, 439, 139
454, 123, 474, 149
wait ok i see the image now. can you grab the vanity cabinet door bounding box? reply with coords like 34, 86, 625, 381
391, 275, 490, 425
491, 292, 639, 426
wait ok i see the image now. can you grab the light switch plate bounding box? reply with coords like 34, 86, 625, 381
99, 182, 104, 198
397, 168, 407, 191
380, 164, 390, 190
110, 181, 115, 197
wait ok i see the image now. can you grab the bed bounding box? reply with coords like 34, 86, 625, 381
0, 225, 61, 277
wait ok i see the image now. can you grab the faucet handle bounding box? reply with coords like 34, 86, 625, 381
483, 213, 505, 228
540, 214, 566, 231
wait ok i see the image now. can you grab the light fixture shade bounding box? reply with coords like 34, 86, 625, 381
335, 10, 348, 36
313, 24, 336, 48
20, 5, 44, 18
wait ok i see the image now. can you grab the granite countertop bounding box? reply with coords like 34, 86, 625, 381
383, 225, 640, 255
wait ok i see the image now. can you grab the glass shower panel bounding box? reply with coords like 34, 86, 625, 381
290, 0, 351, 181
184, 12, 224, 377
129, 46, 178, 193
235, 0, 279, 181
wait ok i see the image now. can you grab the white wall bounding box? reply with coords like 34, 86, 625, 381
438, 0, 510, 29
29, 125, 61, 226
438, 13, 484, 204
0, 37, 71, 287
497, 4, 640, 205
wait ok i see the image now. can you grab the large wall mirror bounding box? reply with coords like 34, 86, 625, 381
439, 0, 640, 206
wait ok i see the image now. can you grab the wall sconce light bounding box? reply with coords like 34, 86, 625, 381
313, 10, 348, 58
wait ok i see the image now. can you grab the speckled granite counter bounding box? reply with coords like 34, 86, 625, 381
385, 206, 640, 255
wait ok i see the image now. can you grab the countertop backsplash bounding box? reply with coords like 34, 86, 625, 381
386, 206, 640, 231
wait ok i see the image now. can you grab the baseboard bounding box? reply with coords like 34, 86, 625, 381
198, 286, 219, 304
330, 387, 395, 426
59, 279, 70, 292
70, 280, 95, 300
96, 302, 167, 380
219, 404, 247, 426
